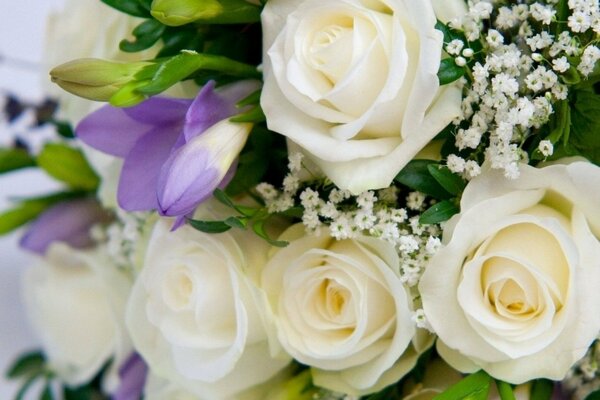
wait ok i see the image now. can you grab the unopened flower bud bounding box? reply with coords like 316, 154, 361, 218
50, 58, 152, 101
151, 0, 260, 26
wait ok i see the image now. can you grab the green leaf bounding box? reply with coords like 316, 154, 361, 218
420, 200, 459, 225
157, 27, 205, 58
427, 164, 466, 196
15, 374, 40, 400
51, 120, 75, 139
236, 89, 261, 107
6, 351, 45, 379
63, 385, 96, 400
225, 216, 248, 229
100, 0, 151, 17
252, 219, 288, 247
395, 160, 452, 200
213, 189, 257, 217
187, 219, 232, 233
569, 90, 600, 164
438, 58, 465, 85
0, 192, 87, 235
530, 379, 554, 400
41, 382, 55, 400
135, 51, 260, 97
433, 370, 491, 400
229, 106, 265, 123
277, 207, 304, 219
495, 381, 516, 400
120, 19, 165, 53
586, 390, 600, 400
0, 148, 35, 174
37, 144, 99, 190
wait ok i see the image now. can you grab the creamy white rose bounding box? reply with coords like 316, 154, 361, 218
261, 0, 466, 193
126, 217, 290, 399
262, 225, 430, 395
23, 243, 132, 389
420, 162, 600, 383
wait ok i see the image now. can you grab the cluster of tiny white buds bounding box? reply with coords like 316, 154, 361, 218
412, 309, 434, 332
538, 140, 554, 157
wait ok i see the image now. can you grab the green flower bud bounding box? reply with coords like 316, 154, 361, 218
49, 58, 152, 101
151, 0, 260, 26
265, 370, 319, 400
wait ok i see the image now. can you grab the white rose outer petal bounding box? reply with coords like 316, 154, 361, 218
22, 243, 132, 390
419, 162, 600, 383
126, 219, 290, 398
261, 0, 464, 194
262, 224, 430, 395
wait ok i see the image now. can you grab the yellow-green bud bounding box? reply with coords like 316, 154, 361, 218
151, 0, 260, 26
49, 58, 152, 102
151, 0, 222, 26
264, 370, 319, 400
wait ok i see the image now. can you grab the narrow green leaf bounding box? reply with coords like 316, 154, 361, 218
0, 148, 35, 174
119, 19, 165, 53
252, 219, 288, 247
100, 0, 151, 17
229, 106, 265, 123
6, 351, 45, 379
395, 160, 452, 200
187, 219, 232, 233
136, 51, 260, 97
438, 58, 466, 85
277, 207, 304, 219
496, 381, 516, 400
15, 374, 40, 400
213, 189, 258, 217
225, 216, 248, 229
63, 385, 96, 400
236, 89, 261, 107
586, 390, 600, 400
41, 382, 55, 400
433, 370, 491, 400
530, 379, 554, 400
420, 200, 459, 225
427, 164, 466, 196
37, 144, 99, 190
51, 120, 75, 139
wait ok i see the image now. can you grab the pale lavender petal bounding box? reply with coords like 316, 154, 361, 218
20, 199, 110, 254
183, 80, 259, 142
156, 144, 221, 216
76, 106, 152, 157
117, 126, 181, 211
112, 353, 147, 400
123, 97, 191, 125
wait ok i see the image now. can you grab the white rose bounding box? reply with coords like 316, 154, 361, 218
261, 0, 466, 193
420, 162, 600, 383
22, 243, 132, 390
126, 216, 290, 399
261, 225, 431, 395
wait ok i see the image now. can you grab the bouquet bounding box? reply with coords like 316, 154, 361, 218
3, 0, 600, 398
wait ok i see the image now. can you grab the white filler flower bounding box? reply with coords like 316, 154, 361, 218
420, 161, 600, 383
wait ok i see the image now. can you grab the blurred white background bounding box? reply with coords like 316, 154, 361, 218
0, 0, 66, 397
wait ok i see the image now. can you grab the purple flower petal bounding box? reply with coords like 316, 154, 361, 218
156, 142, 221, 216
19, 199, 110, 254
117, 126, 182, 211
123, 97, 191, 125
76, 106, 152, 157
183, 80, 260, 142
112, 353, 147, 400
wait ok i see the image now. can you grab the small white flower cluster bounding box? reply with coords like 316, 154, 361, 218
563, 340, 600, 399
446, 0, 599, 179
257, 154, 442, 288
91, 209, 149, 271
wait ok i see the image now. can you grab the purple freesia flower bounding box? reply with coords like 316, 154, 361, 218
112, 353, 148, 400
76, 80, 258, 225
20, 198, 110, 254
